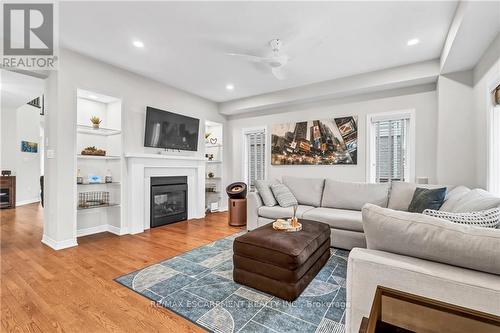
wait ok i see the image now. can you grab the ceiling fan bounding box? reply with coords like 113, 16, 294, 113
227, 39, 289, 80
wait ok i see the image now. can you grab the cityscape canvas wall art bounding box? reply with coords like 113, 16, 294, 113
271, 116, 358, 165
20, 141, 38, 153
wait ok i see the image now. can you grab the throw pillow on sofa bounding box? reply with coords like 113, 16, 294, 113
270, 183, 298, 208
423, 208, 500, 228
444, 188, 500, 213
387, 181, 449, 211
362, 203, 500, 275
255, 180, 280, 206
408, 187, 447, 213
439, 186, 471, 212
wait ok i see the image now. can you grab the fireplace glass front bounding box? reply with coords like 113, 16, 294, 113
150, 176, 187, 227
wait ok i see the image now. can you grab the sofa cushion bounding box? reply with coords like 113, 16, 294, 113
447, 189, 500, 213
255, 180, 280, 207
388, 181, 448, 211
321, 180, 390, 210
258, 205, 315, 220
362, 203, 500, 275
302, 207, 363, 232
282, 176, 325, 207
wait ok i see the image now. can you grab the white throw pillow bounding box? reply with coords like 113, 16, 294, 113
448, 189, 500, 213
255, 180, 280, 207
423, 208, 500, 228
439, 186, 471, 212
362, 203, 500, 275
270, 184, 298, 208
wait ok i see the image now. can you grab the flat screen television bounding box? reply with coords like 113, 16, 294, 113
144, 107, 200, 151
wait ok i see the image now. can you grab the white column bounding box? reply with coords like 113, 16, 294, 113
41, 68, 77, 250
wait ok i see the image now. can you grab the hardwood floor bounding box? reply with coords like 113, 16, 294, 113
1, 203, 242, 332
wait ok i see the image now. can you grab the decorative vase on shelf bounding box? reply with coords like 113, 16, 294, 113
90, 116, 101, 129
76, 169, 83, 184
105, 169, 113, 183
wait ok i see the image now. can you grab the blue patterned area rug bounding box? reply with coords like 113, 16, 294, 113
115, 233, 349, 333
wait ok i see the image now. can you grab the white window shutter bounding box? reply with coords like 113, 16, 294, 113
373, 118, 408, 183
246, 131, 266, 190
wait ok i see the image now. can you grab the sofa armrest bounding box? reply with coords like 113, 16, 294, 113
247, 191, 263, 230
346, 248, 500, 333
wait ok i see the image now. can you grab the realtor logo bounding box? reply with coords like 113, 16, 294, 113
2, 2, 57, 69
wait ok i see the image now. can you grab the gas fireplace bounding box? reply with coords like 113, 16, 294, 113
150, 176, 187, 227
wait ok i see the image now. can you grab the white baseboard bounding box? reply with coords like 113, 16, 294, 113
77, 224, 128, 237
16, 198, 40, 206
76, 225, 109, 237
107, 225, 128, 235
41, 234, 78, 250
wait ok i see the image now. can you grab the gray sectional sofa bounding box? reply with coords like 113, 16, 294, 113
247, 176, 500, 250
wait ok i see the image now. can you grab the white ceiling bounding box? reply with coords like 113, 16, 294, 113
1, 70, 44, 110
60, 1, 458, 102
441, 1, 500, 73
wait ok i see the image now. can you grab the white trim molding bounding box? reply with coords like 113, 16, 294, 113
41, 234, 78, 250
366, 109, 416, 183
16, 198, 40, 206
125, 154, 206, 234
487, 76, 500, 195
76, 224, 128, 237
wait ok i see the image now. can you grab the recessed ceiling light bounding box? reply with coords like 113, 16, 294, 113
132, 40, 144, 48
407, 38, 420, 46
88, 94, 98, 99
226, 84, 234, 91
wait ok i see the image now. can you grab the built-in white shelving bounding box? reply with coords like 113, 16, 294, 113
205, 121, 224, 212
77, 182, 121, 186
77, 203, 120, 211
77, 124, 121, 136
77, 155, 121, 160
76, 89, 124, 237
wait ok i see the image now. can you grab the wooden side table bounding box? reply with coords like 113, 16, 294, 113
0, 176, 16, 209
360, 286, 500, 333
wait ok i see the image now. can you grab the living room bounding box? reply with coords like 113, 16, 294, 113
1, 1, 499, 332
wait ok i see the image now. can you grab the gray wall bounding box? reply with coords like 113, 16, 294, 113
227, 88, 438, 185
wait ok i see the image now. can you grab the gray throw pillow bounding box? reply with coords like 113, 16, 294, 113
408, 187, 447, 213
270, 184, 298, 208
423, 208, 500, 228
255, 180, 279, 206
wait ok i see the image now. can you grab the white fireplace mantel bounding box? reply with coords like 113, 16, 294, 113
125, 153, 206, 234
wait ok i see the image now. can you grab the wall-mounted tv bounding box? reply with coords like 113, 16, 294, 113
144, 107, 200, 151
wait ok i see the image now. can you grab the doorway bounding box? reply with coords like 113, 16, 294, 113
1, 69, 45, 209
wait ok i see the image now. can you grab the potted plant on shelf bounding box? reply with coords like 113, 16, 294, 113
90, 116, 102, 129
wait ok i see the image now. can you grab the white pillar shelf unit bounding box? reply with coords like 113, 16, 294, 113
205, 120, 223, 212
75, 89, 124, 237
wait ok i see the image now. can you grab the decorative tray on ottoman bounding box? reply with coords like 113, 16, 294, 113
272, 218, 302, 232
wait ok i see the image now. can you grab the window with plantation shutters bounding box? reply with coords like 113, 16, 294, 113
368, 111, 414, 184
489, 84, 500, 195
245, 130, 266, 191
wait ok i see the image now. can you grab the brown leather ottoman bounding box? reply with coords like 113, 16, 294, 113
233, 219, 330, 301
